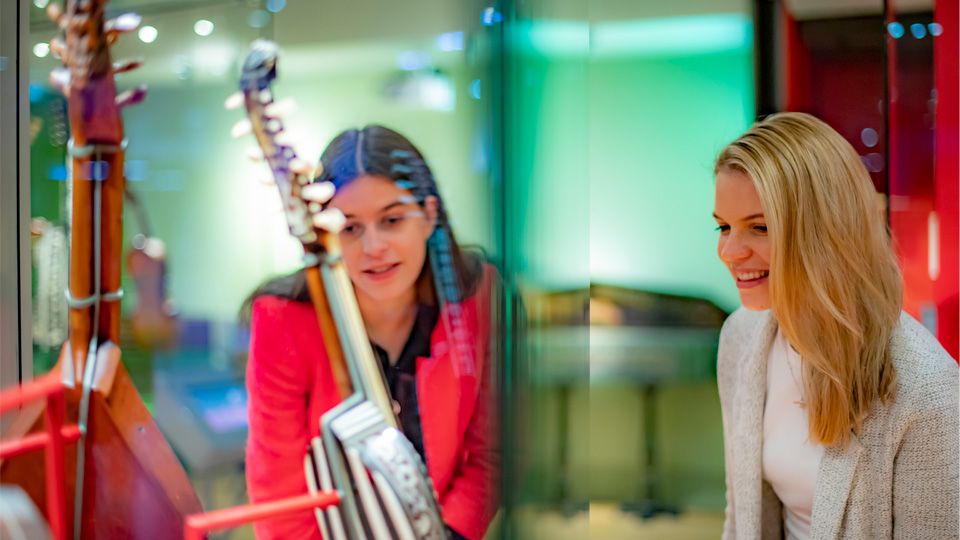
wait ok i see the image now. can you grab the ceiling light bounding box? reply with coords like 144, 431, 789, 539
33, 43, 50, 58
139, 25, 158, 43
195, 20, 214, 36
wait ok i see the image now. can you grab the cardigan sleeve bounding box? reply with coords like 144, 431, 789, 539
438, 266, 502, 540
245, 297, 323, 540
717, 319, 738, 540
891, 372, 960, 540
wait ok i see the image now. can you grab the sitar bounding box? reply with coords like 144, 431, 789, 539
228, 39, 449, 540
0, 1, 202, 538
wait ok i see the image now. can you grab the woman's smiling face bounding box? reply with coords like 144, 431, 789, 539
714, 169, 772, 311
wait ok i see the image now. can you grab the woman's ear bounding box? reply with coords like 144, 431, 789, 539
423, 195, 439, 237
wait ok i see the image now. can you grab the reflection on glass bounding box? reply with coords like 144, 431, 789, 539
26, 1, 502, 536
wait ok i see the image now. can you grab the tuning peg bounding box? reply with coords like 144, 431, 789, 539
113, 57, 144, 75
49, 37, 65, 60
290, 159, 312, 177
264, 119, 282, 133
258, 173, 276, 187
47, 3, 64, 28
224, 92, 245, 110
231, 118, 252, 138
246, 146, 264, 162
312, 209, 346, 233
301, 181, 335, 204
264, 98, 297, 119
116, 85, 148, 108
273, 130, 296, 147
105, 13, 142, 45
49, 68, 71, 97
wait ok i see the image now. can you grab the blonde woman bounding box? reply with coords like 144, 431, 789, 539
712, 112, 958, 540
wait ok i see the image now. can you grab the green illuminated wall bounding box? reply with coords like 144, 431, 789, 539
589, 16, 754, 313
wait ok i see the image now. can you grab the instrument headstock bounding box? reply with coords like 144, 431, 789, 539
48, 0, 146, 145
229, 39, 343, 255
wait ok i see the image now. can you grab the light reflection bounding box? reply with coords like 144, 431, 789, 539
139, 25, 158, 43
194, 20, 214, 37
33, 43, 50, 58
436, 32, 464, 52
248, 10, 270, 28
887, 22, 904, 39
397, 51, 431, 71
481, 8, 502, 26
124, 161, 147, 182
49, 164, 68, 181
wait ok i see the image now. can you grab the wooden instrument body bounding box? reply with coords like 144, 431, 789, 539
1, 358, 201, 539
0, 1, 201, 537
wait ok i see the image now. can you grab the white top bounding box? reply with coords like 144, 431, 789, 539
762, 327, 824, 540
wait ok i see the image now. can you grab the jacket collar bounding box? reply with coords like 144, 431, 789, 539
731, 309, 779, 537
810, 436, 864, 539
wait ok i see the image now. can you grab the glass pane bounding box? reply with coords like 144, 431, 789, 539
24, 1, 506, 537
887, 0, 943, 341
491, 1, 591, 538
588, 1, 752, 536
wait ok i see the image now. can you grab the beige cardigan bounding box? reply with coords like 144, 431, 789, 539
718, 309, 959, 540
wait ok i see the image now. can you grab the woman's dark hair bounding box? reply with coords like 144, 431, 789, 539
240, 125, 482, 322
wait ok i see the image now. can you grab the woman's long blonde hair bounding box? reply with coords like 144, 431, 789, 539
716, 112, 902, 448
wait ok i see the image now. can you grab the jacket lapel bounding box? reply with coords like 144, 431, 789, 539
732, 311, 778, 539
417, 316, 458, 493
809, 436, 864, 539
416, 298, 483, 495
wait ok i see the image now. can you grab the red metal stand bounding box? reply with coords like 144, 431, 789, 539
184, 490, 340, 540
0, 372, 79, 540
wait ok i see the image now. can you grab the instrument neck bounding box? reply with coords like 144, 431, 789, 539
66, 148, 125, 383
307, 237, 398, 427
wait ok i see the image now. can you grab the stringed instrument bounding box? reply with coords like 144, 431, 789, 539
227, 39, 449, 540
124, 187, 179, 351
0, 1, 202, 538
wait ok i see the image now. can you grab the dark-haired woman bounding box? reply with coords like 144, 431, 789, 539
244, 126, 498, 540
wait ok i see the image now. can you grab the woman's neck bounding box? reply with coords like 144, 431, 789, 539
356, 287, 419, 364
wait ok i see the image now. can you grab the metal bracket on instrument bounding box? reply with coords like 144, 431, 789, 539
64, 287, 123, 308
67, 137, 128, 157
303, 251, 341, 268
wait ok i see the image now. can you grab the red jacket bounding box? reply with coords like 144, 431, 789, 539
245, 266, 499, 540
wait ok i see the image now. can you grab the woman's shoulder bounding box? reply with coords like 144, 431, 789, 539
251, 295, 316, 322
719, 307, 773, 347
249, 295, 321, 349
716, 308, 775, 391
889, 312, 958, 412
478, 262, 500, 290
